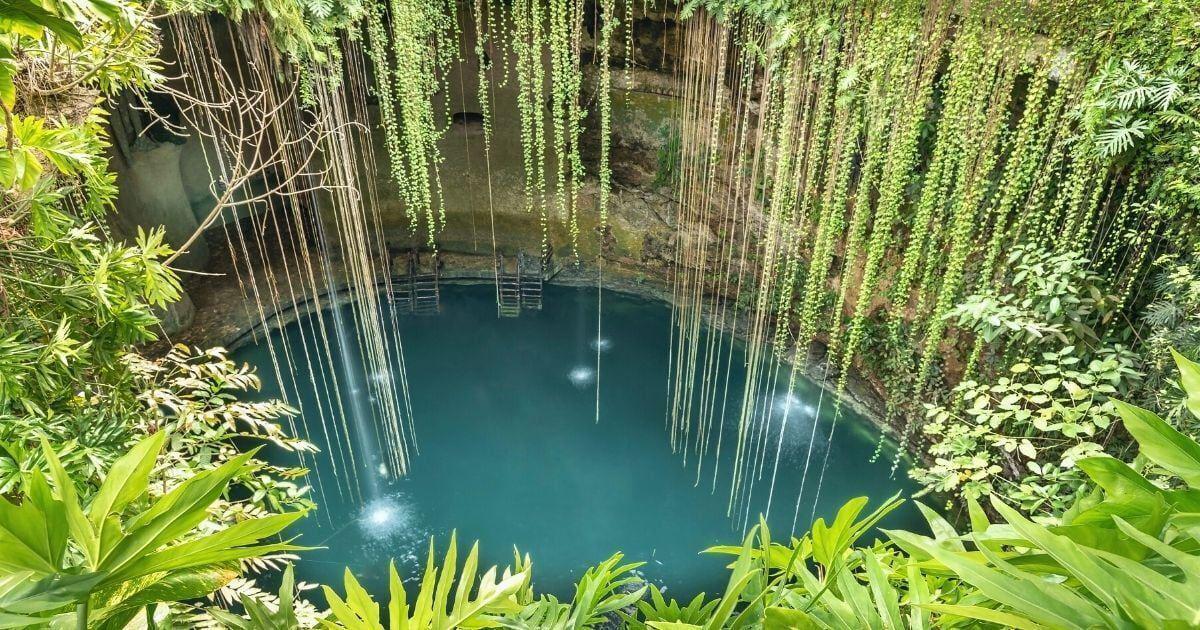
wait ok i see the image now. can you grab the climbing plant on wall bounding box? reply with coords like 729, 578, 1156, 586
666, 0, 1200, 516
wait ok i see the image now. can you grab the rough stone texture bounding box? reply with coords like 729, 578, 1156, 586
108, 141, 210, 270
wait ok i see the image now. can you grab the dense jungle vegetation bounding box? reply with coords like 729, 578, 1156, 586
1, 0, 1200, 627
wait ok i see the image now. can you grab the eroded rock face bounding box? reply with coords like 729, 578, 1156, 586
349, 3, 689, 277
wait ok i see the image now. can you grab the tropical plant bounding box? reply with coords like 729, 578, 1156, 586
915, 244, 1147, 512
0, 432, 305, 628
891, 349, 1200, 628
207, 565, 322, 629
949, 246, 1119, 349
321, 536, 530, 630
1140, 254, 1200, 429
914, 342, 1142, 514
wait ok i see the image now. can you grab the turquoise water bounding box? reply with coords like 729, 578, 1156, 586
233, 284, 921, 600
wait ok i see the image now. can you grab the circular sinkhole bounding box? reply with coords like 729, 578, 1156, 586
234, 284, 921, 600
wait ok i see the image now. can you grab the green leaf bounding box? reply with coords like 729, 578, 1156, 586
40, 438, 98, 568
860, 551, 903, 628
118, 511, 305, 580
0, 610, 44, 629
0, 571, 105, 615
763, 607, 820, 629
0, 0, 83, 47
918, 604, 1041, 629
93, 564, 237, 621
88, 432, 164, 530
0, 60, 15, 110
1172, 349, 1200, 425
0, 473, 64, 574
886, 529, 1096, 629
1115, 400, 1200, 487
914, 501, 963, 550
991, 497, 1125, 613
1076, 456, 1160, 500
104, 450, 257, 577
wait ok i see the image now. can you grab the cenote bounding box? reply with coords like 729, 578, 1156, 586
234, 284, 922, 600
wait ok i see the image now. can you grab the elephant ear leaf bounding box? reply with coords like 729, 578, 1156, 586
1115, 400, 1200, 487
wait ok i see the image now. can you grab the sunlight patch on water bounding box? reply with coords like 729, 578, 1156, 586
590, 337, 613, 352
773, 392, 815, 419
770, 392, 824, 456
358, 495, 415, 540
568, 365, 596, 387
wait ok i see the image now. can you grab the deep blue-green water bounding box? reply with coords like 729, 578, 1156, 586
233, 284, 921, 600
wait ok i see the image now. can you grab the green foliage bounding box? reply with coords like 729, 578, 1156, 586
207, 564, 313, 629
917, 246, 1145, 512
161, 0, 363, 66
891, 353, 1200, 627
0, 433, 305, 627
949, 246, 1118, 347
497, 552, 645, 629
1141, 255, 1200, 428
2, 2, 318, 623
621, 587, 718, 629
364, 0, 455, 248
321, 534, 529, 630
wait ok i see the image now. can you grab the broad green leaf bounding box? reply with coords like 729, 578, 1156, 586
0, 61, 14, 110
860, 551, 903, 628
918, 604, 1041, 629
991, 497, 1124, 612
0, 0, 82, 47
1115, 400, 1200, 487
0, 610, 43, 629
40, 439, 98, 568
387, 562, 407, 630
0, 473, 63, 574
1076, 456, 1160, 500
914, 501, 963, 550
92, 564, 236, 622
104, 450, 257, 576
1054, 494, 1167, 558
88, 432, 164, 530
906, 563, 930, 630
112, 511, 303, 580
887, 529, 1094, 629
763, 607, 820, 630
1172, 349, 1200, 424
0, 571, 104, 615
